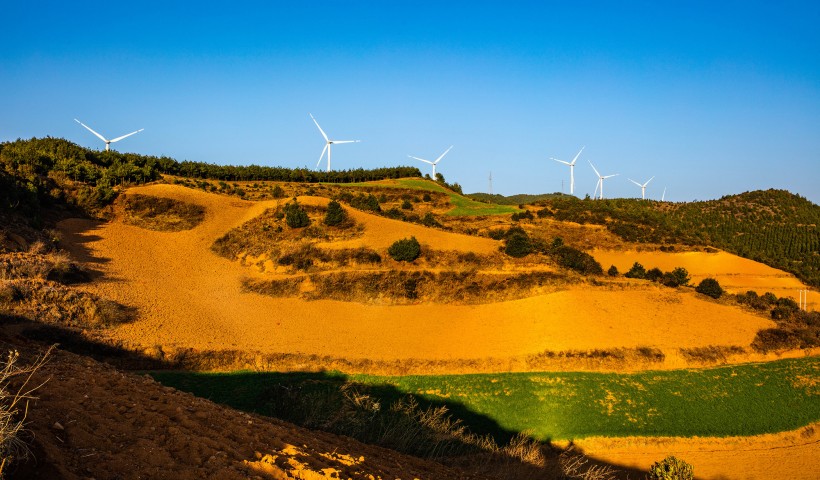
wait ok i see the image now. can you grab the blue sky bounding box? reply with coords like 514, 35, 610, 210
2, 1, 819, 203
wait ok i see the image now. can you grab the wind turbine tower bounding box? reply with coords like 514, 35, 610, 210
628, 176, 655, 200
409, 145, 453, 178
488, 171, 493, 195
74, 119, 143, 151
550, 146, 585, 195
310, 114, 360, 172
589, 160, 619, 200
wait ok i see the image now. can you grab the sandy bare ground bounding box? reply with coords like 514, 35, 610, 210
572, 423, 820, 480
593, 249, 813, 307
57, 184, 775, 369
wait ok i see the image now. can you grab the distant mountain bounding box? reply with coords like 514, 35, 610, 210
467, 192, 571, 205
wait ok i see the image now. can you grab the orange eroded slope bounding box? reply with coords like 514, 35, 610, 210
59, 185, 774, 368
594, 249, 812, 304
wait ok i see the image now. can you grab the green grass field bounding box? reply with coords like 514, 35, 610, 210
150, 357, 819, 441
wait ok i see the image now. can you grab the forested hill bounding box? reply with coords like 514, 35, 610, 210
0, 137, 420, 218
468, 192, 569, 205
536, 191, 820, 286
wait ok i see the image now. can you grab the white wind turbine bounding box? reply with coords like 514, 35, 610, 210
550, 146, 585, 195
310, 113, 360, 172
74, 119, 143, 151
408, 145, 453, 178
628, 176, 655, 200
589, 160, 618, 200
662, 187, 667, 202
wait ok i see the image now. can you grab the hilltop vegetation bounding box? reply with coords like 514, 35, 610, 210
0, 137, 420, 221
468, 192, 569, 205
535, 192, 820, 286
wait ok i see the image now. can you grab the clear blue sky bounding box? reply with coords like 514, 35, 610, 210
2, 1, 819, 203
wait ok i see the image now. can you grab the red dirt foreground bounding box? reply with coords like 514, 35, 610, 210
11, 344, 488, 480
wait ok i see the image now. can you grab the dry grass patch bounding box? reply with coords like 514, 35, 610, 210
212, 203, 363, 260
121, 194, 206, 231
245, 270, 569, 305
678, 346, 747, 364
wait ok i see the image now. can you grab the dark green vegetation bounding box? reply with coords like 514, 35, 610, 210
323, 199, 347, 226
283, 199, 310, 228
737, 290, 820, 352
623, 262, 690, 288
122, 194, 205, 231
535, 191, 820, 286
388, 237, 422, 262
150, 357, 819, 443
695, 278, 724, 299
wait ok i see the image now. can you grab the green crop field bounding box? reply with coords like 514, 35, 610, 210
150, 357, 819, 441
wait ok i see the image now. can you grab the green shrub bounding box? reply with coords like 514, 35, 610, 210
661, 267, 690, 287
401, 199, 413, 210
625, 262, 646, 279
552, 245, 603, 275
422, 192, 431, 202
695, 278, 723, 299
487, 229, 506, 240
504, 232, 533, 258
350, 193, 381, 212
323, 200, 347, 226
421, 212, 441, 228
271, 185, 286, 198
607, 265, 619, 276
646, 267, 664, 282
648, 455, 694, 480
284, 201, 310, 228
388, 237, 421, 262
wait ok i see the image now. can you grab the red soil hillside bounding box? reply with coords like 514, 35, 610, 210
56, 184, 776, 372
10, 339, 487, 480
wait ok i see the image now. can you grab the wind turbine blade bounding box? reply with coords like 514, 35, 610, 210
570, 146, 585, 166
109, 128, 144, 143
603, 174, 619, 179
74, 119, 108, 142
434, 145, 454, 164
409, 156, 434, 165
628, 178, 642, 187
309, 113, 329, 142
332, 140, 358, 144
644, 176, 655, 187
551, 158, 571, 166
316, 144, 328, 168
588, 160, 601, 178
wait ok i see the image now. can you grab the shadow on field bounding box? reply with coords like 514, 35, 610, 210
9, 318, 652, 479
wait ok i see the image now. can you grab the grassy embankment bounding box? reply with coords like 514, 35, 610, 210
338, 178, 521, 216
151, 356, 819, 441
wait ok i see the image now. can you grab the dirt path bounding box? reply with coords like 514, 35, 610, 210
56, 184, 777, 370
